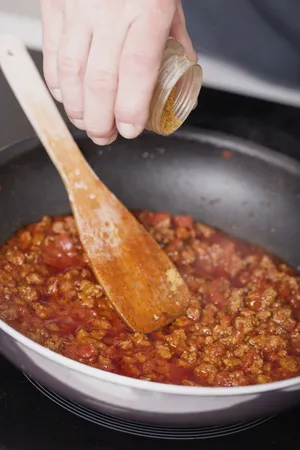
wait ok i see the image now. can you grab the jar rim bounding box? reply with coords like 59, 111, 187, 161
146, 39, 203, 136
157, 62, 202, 136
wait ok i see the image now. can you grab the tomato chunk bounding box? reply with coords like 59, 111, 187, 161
43, 233, 84, 271
173, 215, 193, 229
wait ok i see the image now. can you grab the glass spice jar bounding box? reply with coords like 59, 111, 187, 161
146, 37, 202, 136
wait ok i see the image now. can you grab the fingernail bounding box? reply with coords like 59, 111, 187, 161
92, 134, 117, 146
72, 119, 85, 130
118, 122, 141, 139
52, 88, 62, 102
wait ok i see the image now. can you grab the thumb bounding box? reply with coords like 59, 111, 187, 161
170, 2, 198, 63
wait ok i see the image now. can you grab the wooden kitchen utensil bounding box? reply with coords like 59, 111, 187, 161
0, 35, 190, 333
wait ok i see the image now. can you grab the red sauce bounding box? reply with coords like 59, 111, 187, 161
0, 212, 300, 387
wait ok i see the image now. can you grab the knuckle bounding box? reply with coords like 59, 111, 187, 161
59, 56, 83, 77
122, 53, 157, 75
115, 106, 145, 125
85, 69, 118, 94
43, 38, 59, 55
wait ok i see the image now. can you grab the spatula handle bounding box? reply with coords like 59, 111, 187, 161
0, 34, 86, 183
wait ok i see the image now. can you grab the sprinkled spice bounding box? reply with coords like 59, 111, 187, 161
160, 86, 183, 135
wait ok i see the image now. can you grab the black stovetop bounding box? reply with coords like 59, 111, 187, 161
1, 51, 300, 450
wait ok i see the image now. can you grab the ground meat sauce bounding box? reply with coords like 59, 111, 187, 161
1, 212, 300, 387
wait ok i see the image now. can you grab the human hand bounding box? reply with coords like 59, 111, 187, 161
40, 0, 196, 145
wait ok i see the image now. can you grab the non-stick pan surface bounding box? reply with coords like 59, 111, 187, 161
0, 128, 300, 270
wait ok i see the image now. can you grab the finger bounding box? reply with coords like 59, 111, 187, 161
91, 127, 118, 146
58, 20, 91, 129
115, 7, 175, 139
83, 25, 127, 144
170, 2, 198, 62
40, 0, 64, 101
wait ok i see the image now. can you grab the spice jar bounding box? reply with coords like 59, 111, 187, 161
146, 38, 202, 136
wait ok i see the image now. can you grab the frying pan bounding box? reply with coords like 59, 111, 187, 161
0, 128, 300, 426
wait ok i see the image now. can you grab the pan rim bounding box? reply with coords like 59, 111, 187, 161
1, 127, 300, 396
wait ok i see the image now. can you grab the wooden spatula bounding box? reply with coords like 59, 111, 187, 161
0, 35, 190, 333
